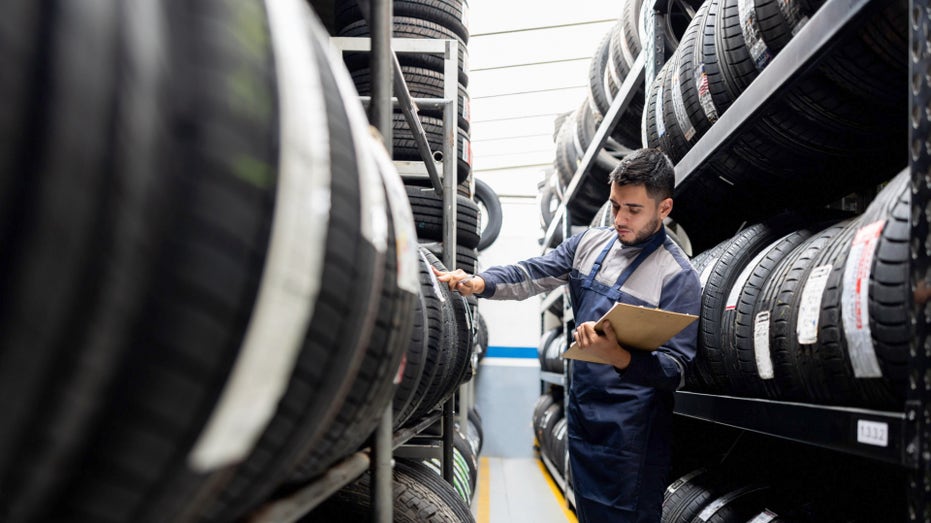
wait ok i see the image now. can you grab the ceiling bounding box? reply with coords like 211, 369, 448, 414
467, 0, 624, 198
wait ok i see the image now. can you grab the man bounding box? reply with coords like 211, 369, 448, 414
433, 148, 701, 522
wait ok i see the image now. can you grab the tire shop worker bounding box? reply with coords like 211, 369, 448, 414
433, 148, 701, 523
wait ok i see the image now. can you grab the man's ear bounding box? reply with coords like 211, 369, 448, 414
659, 197, 673, 218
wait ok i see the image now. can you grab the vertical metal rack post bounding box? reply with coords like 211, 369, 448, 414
907, 0, 930, 519
367, 0, 394, 520
331, 29, 462, 510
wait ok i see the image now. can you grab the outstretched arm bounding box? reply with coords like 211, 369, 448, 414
432, 266, 486, 296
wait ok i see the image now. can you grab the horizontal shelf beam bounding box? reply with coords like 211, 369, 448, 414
674, 391, 914, 467
249, 452, 370, 523
540, 371, 566, 386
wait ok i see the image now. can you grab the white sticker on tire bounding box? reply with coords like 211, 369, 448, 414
738, 0, 773, 70
725, 237, 786, 311
754, 311, 774, 379
671, 61, 696, 141
748, 510, 778, 523
694, 63, 719, 123
841, 220, 886, 378
796, 264, 833, 344
369, 134, 421, 295
699, 256, 719, 289
655, 80, 666, 138
190, 0, 331, 472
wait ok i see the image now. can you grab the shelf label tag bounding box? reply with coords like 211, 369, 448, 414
753, 311, 774, 379
796, 264, 832, 344
856, 419, 889, 447
842, 220, 885, 377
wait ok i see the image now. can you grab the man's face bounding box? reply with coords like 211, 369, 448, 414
609, 183, 672, 245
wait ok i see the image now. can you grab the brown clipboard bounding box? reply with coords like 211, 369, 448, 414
561, 302, 698, 364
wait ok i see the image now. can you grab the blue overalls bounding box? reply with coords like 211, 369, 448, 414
566, 229, 670, 523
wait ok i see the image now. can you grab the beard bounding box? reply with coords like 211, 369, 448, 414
624, 216, 663, 246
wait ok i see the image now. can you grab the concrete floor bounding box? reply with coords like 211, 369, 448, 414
472, 357, 575, 523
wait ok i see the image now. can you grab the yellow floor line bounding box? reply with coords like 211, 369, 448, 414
477, 456, 491, 523
537, 458, 578, 523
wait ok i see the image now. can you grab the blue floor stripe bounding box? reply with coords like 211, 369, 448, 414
485, 346, 537, 359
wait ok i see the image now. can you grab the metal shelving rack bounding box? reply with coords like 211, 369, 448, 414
536, 0, 931, 519
248, 0, 469, 519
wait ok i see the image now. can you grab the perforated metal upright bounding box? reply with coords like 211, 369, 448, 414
907, 0, 930, 519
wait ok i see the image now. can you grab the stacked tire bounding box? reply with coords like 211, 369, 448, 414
0, 1, 423, 521
645, 0, 908, 252
532, 392, 567, 478
687, 170, 911, 409
334, 0, 473, 195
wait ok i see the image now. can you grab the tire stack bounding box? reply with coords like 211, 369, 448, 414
687, 170, 911, 410
644, 0, 908, 252
538, 327, 567, 373
0, 1, 431, 521
662, 433, 907, 521
540, 0, 703, 236
334, 0, 473, 197
532, 392, 567, 478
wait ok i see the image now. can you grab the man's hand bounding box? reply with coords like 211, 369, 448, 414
432, 266, 486, 296
574, 320, 632, 369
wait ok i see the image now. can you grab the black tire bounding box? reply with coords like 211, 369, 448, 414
421, 430, 477, 505
864, 175, 910, 404
292, 133, 420, 481
587, 27, 614, 120
394, 460, 476, 522
697, 0, 727, 121
538, 172, 562, 233
688, 485, 771, 523
807, 172, 910, 408
753, 221, 851, 401
347, 64, 471, 132
550, 417, 569, 477
0, 2, 285, 521
671, 0, 716, 153
335, 0, 470, 43
180, 8, 389, 521
727, 229, 819, 398
406, 185, 482, 249
700, 214, 824, 392
305, 459, 476, 523
474, 178, 503, 251
0, 2, 46, 242
685, 239, 731, 391
420, 249, 474, 387
662, 468, 734, 523
467, 408, 484, 455
409, 249, 470, 421
338, 17, 469, 87
393, 114, 472, 183
532, 394, 556, 447
397, 252, 447, 427
394, 287, 430, 428
538, 327, 562, 370
421, 242, 480, 274
714, 0, 761, 104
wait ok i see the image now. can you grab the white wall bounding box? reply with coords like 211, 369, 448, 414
478, 196, 546, 350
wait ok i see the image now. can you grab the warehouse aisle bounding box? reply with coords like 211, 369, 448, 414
472, 357, 576, 522
472, 456, 576, 523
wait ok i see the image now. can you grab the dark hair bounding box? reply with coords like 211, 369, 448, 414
608, 148, 674, 201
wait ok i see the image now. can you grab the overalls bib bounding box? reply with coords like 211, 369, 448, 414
566, 228, 667, 523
